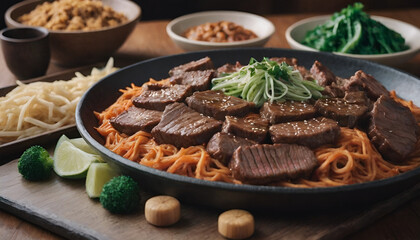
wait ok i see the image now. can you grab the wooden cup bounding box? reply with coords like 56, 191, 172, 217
0, 27, 50, 80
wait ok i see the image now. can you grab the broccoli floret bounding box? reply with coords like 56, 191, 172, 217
100, 175, 140, 214
18, 145, 54, 181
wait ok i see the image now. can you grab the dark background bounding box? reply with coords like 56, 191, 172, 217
2, 0, 420, 29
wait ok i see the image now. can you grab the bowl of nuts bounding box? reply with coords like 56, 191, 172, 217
5, 0, 141, 67
166, 11, 275, 52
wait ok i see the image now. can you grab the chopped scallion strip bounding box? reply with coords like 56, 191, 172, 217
211, 57, 324, 107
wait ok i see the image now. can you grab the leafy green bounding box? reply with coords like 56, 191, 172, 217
301, 2, 409, 54
211, 57, 324, 107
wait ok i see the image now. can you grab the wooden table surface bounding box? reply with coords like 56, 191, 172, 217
1, 10, 420, 240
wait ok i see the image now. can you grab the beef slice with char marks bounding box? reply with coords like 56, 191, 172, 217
322, 79, 347, 98
310, 61, 346, 97
260, 100, 317, 124
168, 56, 214, 76
229, 144, 318, 184
310, 60, 337, 87
143, 83, 167, 91
206, 132, 256, 164
185, 90, 255, 121
217, 61, 243, 76
269, 117, 340, 148
169, 70, 216, 91
369, 95, 419, 162
222, 113, 269, 143
315, 96, 369, 128
110, 106, 162, 135
343, 91, 369, 105
132, 84, 192, 111
151, 102, 222, 148
345, 70, 389, 100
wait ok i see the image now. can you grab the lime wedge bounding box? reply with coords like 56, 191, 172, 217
56, 135, 100, 156
69, 138, 100, 156
53, 140, 101, 179
86, 162, 120, 198
56, 134, 70, 149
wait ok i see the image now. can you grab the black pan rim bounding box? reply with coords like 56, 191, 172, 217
76, 47, 420, 204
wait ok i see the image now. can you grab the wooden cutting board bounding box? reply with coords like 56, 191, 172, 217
2, 156, 420, 240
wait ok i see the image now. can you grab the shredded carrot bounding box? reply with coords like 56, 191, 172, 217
95, 80, 237, 183
95, 80, 420, 187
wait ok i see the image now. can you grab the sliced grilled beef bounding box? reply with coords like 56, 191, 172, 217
343, 91, 369, 104
143, 83, 167, 91
310, 60, 337, 87
168, 57, 214, 76
132, 84, 192, 111
169, 70, 216, 91
269, 117, 340, 148
110, 106, 162, 135
217, 61, 243, 75
206, 132, 256, 164
344, 70, 389, 100
185, 90, 255, 120
222, 113, 269, 143
151, 103, 222, 148
322, 79, 346, 98
315, 96, 369, 128
369, 96, 419, 161
229, 144, 318, 184
310, 61, 347, 97
260, 101, 317, 124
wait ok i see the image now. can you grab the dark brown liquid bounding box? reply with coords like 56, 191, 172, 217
1, 28, 47, 41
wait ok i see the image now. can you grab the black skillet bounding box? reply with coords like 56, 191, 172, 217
76, 48, 420, 212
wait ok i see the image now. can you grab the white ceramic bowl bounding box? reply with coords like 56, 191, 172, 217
166, 11, 275, 51
286, 15, 420, 66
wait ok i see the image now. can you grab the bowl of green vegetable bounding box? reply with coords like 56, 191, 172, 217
285, 3, 420, 66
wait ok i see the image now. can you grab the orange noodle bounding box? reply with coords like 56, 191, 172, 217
95, 80, 420, 187
95, 79, 237, 183
278, 128, 420, 188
